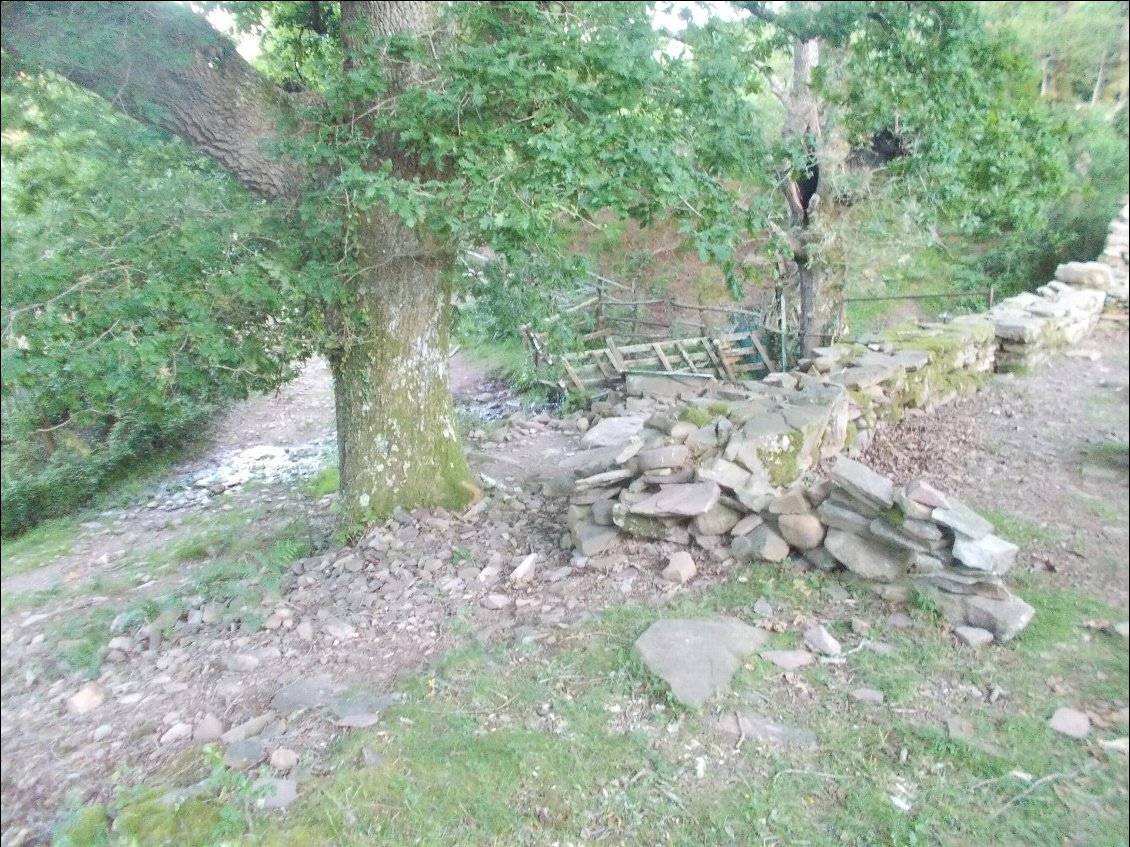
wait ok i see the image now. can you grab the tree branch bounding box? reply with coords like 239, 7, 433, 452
1, 1, 305, 200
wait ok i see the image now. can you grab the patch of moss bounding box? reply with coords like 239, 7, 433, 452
845, 420, 859, 448
758, 429, 805, 488
706, 401, 732, 418
113, 793, 229, 845
886, 504, 905, 527
678, 406, 713, 428
619, 514, 681, 541
53, 804, 109, 846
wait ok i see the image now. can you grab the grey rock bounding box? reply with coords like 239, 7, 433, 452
753, 597, 774, 617
581, 416, 646, 448
559, 445, 624, 478
329, 691, 400, 719
963, 594, 1034, 642
868, 518, 932, 554
194, 713, 224, 743
295, 620, 314, 641
778, 514, 825, 550
482, 594, 513, 610
954, 626, 994, 648
803, 624, 842, 657
712, 711, 817, 747
272, 674, 341, 713
803, 547, 839, 572
932, 500, 993, 540
851, 688, 885, 705
816, 500, 874, 535
269, 748, 299, 772
661, 551, 697, 585
253, 777, 298, 810
730, 513, 764, 537
572, 518, 620, 556
769, 488, 810, 515
894, 489, 934, 520
222, 713, 274, 744
630, 482, 721, 518
633, 617, 769, 707
830, 457, 894, 509
1048, 707, 1091, 739
322, 618, 357, 640
692, 503, 742, 536
904, 479, 951, 509
65, 682, 106, 716
695, 456, 752, 493
591, 499, 617, 527
823, 528, 909, 581
223, 739, 266, 770
731, 526, 790, 563
574, 469, 635, 490
952, 533, 1018, 575
221, 653, 261, 673
760, 649, 813, 670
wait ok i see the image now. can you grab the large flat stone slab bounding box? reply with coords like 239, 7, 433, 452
829, 457, 894, 509
633, 618, 768, 708
712, 711, 817, 747
629, 481, 721, 518
932, 500, 992, 540
952, 533, 1018, 575
823, 528, 909, 581
581, 416, 647, 448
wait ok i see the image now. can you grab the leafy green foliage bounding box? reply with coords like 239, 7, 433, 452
818, 2, 1071, 234
256, 2, 774, 322
1, 67, 312, 535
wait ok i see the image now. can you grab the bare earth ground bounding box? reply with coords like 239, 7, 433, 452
2, 334, 1129, 844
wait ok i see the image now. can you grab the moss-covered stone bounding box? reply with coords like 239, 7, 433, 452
757, 429, 805, 489
678, 406, 713, 428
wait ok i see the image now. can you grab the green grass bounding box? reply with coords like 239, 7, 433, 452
972, 504, 1061, 548
55, 564, 1129, 847
0, 515, 80, 578
303, 465, 339, 497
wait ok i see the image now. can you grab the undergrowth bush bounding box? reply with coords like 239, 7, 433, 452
1, 69, 311, 535
954, 108, 1128, 299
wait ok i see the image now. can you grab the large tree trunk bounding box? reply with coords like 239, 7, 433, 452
1, 0, 474, 528
331, 216, 471, 527
329, 1, 472, 528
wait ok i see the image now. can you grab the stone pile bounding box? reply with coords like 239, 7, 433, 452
796, 315, 997, 453
988, 277, 1106, 372
1097, 198, 1129, 301
556, 399, 1034, 640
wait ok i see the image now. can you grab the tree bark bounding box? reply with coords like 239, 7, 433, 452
0, 1, 303, 200
330, 1, 472, 528
2, 0, 474, 528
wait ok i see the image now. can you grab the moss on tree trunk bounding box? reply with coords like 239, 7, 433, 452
330, 214, 472, 530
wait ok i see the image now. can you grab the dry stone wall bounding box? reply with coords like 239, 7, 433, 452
553, 208, 1128, 643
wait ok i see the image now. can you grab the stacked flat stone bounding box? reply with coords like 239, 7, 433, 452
810, 457, 1033, 642
1097, 199, 1128, 303
556, 378, 849, 558
989, 278, 1106, 372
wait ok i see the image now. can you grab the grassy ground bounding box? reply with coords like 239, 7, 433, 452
1, 504, 317, 681
53, 562, 1129, 847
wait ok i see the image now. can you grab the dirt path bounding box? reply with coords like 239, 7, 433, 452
2, 335, 1128, 844
864, 322, 1130, 609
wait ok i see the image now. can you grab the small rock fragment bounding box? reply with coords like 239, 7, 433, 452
66, 682, 106, 716
1049, 707, 1091, 740
803, 624, 842, 657
661, 551, 697, 584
